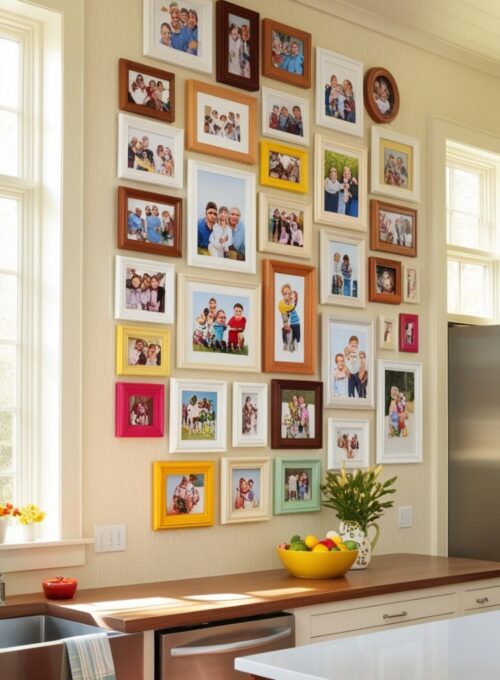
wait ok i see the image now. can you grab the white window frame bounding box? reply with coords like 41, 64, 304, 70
0, 0, 88, 573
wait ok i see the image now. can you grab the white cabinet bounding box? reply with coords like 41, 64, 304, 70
463, 579, 500, 613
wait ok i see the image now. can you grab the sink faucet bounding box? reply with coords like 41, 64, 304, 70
0, 572, 5, 605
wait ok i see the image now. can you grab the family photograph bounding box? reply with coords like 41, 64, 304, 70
192, 291, 249, 355
125, 266, 166, 314
167, 474, 204, 515
228, 13, 251, 79
232, 469, 260, 510
128, 129, 175, 176
284, 468, 311, 502
127, 198, 176, 248
332, 329, 369, 400
280, 388, 316, 440
158, 2, 199, 56
323, 150, 359, 218
181, 391, 217, 441
127, 336, 163, 367
268, 207, 304, 247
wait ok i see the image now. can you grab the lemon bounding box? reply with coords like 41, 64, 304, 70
312, 543, 329, 552
337, 543, 349, 552
304, 534, 319, 549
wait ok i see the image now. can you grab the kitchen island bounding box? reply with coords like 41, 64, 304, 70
235, 608, 500, 679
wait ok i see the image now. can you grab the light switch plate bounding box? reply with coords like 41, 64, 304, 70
398, 506, 413, 528
94, 524, 127, 553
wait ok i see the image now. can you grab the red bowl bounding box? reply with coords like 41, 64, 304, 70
42, 577, 78, 599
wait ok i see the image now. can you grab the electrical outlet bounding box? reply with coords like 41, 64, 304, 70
398, 506, 413, 528
94, 524, 127, 553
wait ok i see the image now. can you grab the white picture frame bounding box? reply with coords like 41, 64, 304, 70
258, 193, 312, 260
315, 47, 364, 138
143, 0, 213, 74
232, 382, 268, 447
404, 264, 420, 304
169, 378, 227, 453
376, 359, 423, 464
117, 113, 184, 189
314, 133, 367, 231
261, 86, 310, 147
371, 126, 421, 203
320, 229, 366, 307
114, 255, 175, 325
378, 314, 398, 350
187, 159, 256, 274
322, 314, 374, 409
177, 273, 261, 373
220, 457, 270, 524
327, 417, 369, 470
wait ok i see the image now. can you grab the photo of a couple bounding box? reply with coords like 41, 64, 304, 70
127, 337, 162, 367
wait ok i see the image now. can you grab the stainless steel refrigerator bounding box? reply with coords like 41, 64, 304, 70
448, 324, 500, 560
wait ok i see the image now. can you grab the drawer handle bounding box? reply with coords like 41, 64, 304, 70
383, 611, 408, 620
476, 597, 489, 604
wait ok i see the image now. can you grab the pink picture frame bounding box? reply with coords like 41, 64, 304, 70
399, 313, 419, 353
115, 382, 164, 437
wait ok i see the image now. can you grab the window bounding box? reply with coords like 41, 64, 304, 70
446, 141, 500, 322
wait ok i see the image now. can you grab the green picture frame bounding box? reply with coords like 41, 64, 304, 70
273, 457, 321, 515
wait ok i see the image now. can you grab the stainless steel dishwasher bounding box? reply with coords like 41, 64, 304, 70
156, 612, 294, 679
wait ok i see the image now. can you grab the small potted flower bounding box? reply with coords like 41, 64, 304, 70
321, 465, 397, 569
0, 502, 20, 543
17, 504, 46, 541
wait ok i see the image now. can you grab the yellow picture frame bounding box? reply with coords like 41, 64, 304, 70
116, 324, 170, 376
259, 140, 308, 194
152, 461, 215, 529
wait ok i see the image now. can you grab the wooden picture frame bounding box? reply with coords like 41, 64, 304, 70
327, 417, 369, 470
152, 461, 215, 529
399, 313, 419, 353
116, 324, 170, 377
260, 140, 308, 194
261, 86, 309, 147
378, 314, 398, 350
404, 264, 420, 304
364, 67, 400, 124
143, 0, 213, 74
371, 126, 420, 203
117, 186, 182, 258
258, 193, 312, 260
262, 259, 316, 375
232, 382, 268, 447
119, 58, 175, 123
376, 359, 423, 464
216, 0, 260, 91
168, 378, 227, 453
271, 379, 323, 449
262, 19, 311, 89
320, 229, 366, 308
368, 256, 402, 304
220, 457, 270, 524
115, 382, 164, 438
185, 80, 257, 164
370, 199, 417, 257
273, 457, 321, 515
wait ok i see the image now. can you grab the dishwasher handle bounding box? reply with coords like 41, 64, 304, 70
170, 626, 292, 657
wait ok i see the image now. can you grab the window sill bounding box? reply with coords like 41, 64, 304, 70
0, 538, 94, 573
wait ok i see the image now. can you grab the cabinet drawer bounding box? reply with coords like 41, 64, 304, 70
310, 593, 457, 638
464, 585, 500, 611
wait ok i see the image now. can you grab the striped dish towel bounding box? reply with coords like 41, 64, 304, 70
65, 633, 116, 680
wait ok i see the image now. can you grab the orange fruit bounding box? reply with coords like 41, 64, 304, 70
304, 534, 319, 549
312, 543, 329, 552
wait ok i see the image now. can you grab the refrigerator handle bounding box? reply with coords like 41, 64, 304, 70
170, 626, 292, 657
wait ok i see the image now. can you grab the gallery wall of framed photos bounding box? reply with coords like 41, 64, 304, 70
69, 0, 475, 592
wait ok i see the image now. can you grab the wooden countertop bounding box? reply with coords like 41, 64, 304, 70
3, 554, 500, 633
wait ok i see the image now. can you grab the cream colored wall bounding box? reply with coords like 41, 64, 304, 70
8, 0, 500, 594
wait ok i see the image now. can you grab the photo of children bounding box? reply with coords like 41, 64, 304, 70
271, 31, 305, 75
323, 150, 359, 218
180, 390, 217, 441
330, 326, 369, 402
127, 335, 163, 367
129, 395, 154, 426
191, 291, 250, 356
167, 473, 205, 515
126, 197, 177, 248
383, 148, 409, 188
323, 72, 356, 124
284, 467, 311, 502
274, 273, 305, 363
227, 13, 251, 79
241, 393, 258, 435
376, 265, 397, 296
384, 369, 416, 455
377, 208, 414, 249
372, 75, 394, 117
128, 69, 171, 112
156, 2, 199, 57
329, 239, 359, 299
268, 151, 301, 184
232, 468, 260, 510
125, 265, 166, 314
268, 205, 305, 247
280, 389, 315, 440
334, 428, 363, 463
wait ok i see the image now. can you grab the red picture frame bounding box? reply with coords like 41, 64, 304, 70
399, 314, 419, 353
115, 382, 164, 437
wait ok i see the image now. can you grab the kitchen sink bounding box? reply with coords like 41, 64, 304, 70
0, 614, 119, 649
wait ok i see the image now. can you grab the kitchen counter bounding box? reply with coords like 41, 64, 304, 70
235, 608, 500, 679
2, 553, 500, 633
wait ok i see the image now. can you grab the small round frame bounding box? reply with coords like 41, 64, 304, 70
364, 67, 400, 124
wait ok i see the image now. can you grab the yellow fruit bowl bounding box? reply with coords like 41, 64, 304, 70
276, 547, 358, 579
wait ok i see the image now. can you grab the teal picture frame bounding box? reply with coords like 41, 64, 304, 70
273, 457, 321, 514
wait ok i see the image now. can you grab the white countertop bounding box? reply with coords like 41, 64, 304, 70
235, 609, 500, 679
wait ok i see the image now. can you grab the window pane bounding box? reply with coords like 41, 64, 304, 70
0, 411, 14, 472
0, 476, 13, 505
0, 346, 16, 408
0, 111, 18, 176
0, 275, 17, 342
0, 197, 18, 270
449, 211, 481, 249
447, 260, 459, 314
460, 263, 488, 317
451, 168, 480, 216
0, 38, 19, 109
